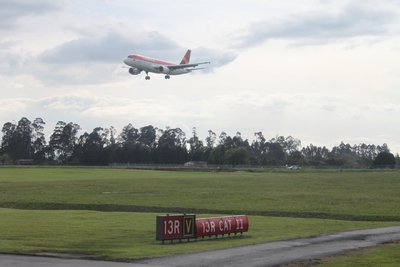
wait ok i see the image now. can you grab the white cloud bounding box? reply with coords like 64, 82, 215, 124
235, 2, 399, 47
0, 0, 64, 30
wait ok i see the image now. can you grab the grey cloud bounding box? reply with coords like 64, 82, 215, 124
191, 47, 237, 70
237, 4, 397, 47
39, 30, 236, 68
40, 95, 96, 112
0, 0, 64, 29
33, 30, 182, 84
35, 30, 234, 84
39, 31, 181, 64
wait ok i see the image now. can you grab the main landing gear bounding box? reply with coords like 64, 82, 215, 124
143, 73, 171, 80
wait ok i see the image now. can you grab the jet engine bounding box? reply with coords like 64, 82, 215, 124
157, 66, 170, 74
129, 67, 142, 75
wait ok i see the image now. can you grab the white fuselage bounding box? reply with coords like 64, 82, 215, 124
124, 55, 189, 75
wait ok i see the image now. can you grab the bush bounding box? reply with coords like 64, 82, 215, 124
373, 152, 395, 168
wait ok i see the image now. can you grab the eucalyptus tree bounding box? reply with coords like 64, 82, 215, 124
156, 127, 188, 163
49, 121, 81, 163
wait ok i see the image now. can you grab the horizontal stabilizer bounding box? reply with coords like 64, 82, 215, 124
168, 62, 210, 70
188, 67, 206, 70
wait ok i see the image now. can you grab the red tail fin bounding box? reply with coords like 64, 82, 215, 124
180, 49, 191, 64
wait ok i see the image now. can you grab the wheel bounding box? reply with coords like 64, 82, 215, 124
165, 75, 170, 79
145, 76, 150, 80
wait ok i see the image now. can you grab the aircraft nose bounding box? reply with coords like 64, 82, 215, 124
123, 58, 129, 65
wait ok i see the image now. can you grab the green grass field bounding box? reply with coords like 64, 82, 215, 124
319, 241, 400, 267
0, 167, 399, 260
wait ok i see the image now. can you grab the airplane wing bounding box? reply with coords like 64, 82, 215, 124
167, 62, 210, 70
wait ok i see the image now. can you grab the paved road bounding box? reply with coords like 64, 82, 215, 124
140, 226, 400, 267
0, 254, 164, 267
1, 226, 400, 267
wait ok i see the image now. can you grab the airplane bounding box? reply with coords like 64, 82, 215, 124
123, 49, 210, 80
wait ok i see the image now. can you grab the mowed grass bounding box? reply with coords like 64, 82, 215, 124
319, 242, 400, 267
0, 167, 399, 219
0, 167, 399, 260
0, 208, 397, 260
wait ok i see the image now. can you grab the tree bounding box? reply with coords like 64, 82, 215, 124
156, 127, 188, 163
1, 117, 398, 168
31, 118, 47, 161
287, 150, 303, 165
75, 127, 109, 165
0, 153, 12, 164
49, 121, 80, 163
302, 144, 330, 166
103, 126, 116, 146
330, 142, 358, 167
283, 136, 301, 155
1, 118, 34, 160
225, 147, 249, 166
138, 125, 157, 148
207, 145, 226, 165
119, 123, 139, 144
187, 127, 205, 161
251, 132, 266, 164
232, 132, 245, 148
374, 151, 395, 168
353, 143, 378, 167
114, 124, 156, 164
158, 127, 186, 148
205, 130, 216, 149
1, 121, 17, 160
264, 142, 285, 166
218, 131, 234, 149
0, 117, 49, 162
15, 117, 35, 159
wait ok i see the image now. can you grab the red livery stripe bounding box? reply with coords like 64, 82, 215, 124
128, 54, 174, 66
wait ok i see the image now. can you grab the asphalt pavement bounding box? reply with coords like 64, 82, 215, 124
1, 226, 400, 267
140, 226, 400, 267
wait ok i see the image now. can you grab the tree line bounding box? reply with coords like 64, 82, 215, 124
1, 117, 398, 168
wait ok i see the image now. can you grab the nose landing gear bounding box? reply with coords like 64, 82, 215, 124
165, 75, 170, 79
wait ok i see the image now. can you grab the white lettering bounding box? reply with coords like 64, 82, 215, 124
219, 220, 224, 231
205, 221, 210, 233
210, 221, 216, 232
236, 219, 244, 230
168, 220, 174, 234
174, 219, 180, 234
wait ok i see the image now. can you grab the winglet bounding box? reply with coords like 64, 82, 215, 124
180, 49, 191, 64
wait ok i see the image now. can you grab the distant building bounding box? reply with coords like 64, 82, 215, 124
16, 159, 34, 165
184, 161, 208, 168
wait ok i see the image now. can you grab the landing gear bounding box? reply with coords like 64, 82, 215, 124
145, 72, 150, 80
165, 75, 170, 79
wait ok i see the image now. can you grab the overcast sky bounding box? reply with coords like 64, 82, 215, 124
1, 0, 400, 153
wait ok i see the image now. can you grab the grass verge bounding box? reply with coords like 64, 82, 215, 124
0, 208, 398, 261
318, 241, 400, 267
